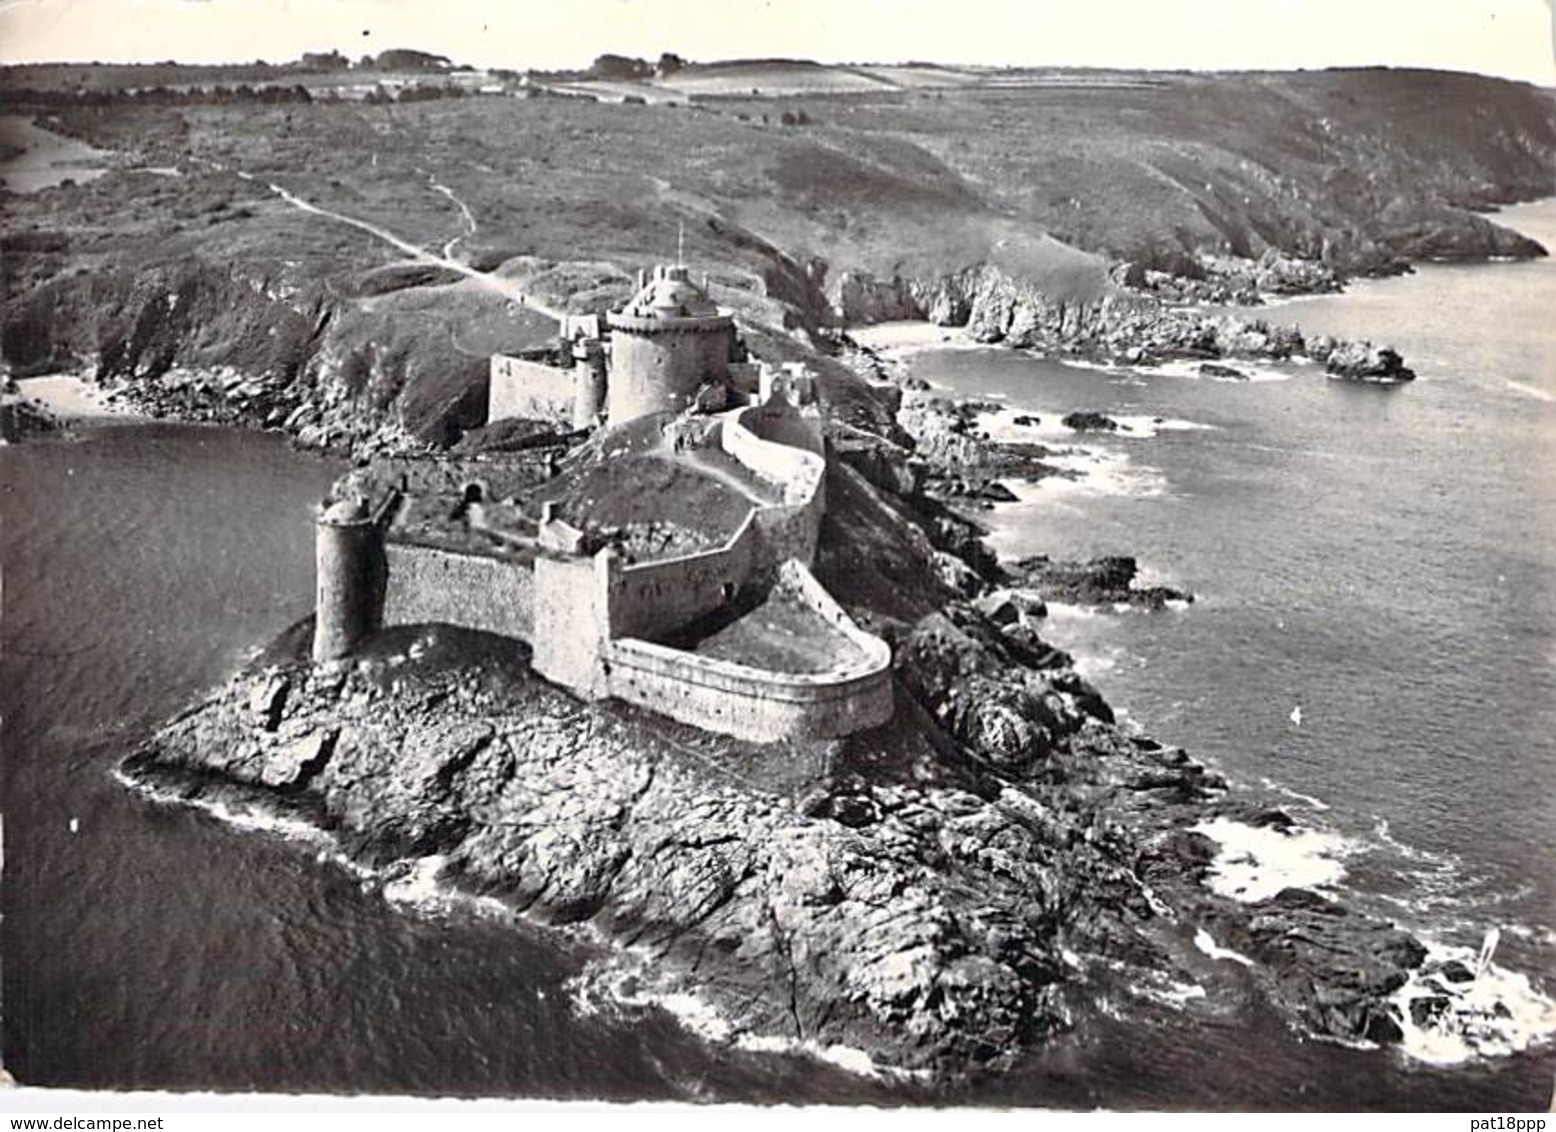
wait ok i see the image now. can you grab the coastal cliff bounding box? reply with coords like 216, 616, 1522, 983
9, 62, 1552, 1075
5, 66, 1556, 447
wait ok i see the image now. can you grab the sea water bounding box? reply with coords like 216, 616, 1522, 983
907, 198, 1556, 1108
0, 425, 894, 1104
3, 201, 1555, 1106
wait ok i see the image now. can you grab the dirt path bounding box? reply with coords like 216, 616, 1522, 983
227, 167, 568, 323
429, 178, 478, 260
648, 443, 776, 507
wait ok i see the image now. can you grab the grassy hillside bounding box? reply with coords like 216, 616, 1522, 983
4, 64, 1554, 444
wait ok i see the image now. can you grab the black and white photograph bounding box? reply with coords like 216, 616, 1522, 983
2, 0, 1554, 1117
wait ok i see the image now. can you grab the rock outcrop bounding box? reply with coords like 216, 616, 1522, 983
1010, 555, 1193, 610
119, 456, 1429, 1078
1060, 412, 1119, 433
1319, 340, 1417, 383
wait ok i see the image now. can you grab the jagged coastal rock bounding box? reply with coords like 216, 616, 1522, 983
1319, 340, 1418, 383
13, 63, 1549, 1083
121, 449, 1424, 1078
1009, 555, 1194, 610
1060, 411, 1120, 433
122, 598, 1427, 1073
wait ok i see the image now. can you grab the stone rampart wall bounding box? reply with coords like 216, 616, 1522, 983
382, 541, 535, 642
607, 512, 759, 640
488, 356, 575, 425
721, 404, 826, 565
773, 558, 890, 662
326, 390, 893, 743
603, 561, 894, 743
531, 551, 612, 696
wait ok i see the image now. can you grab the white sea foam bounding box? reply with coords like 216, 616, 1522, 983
1390, 938, 1556, 1066
571, 958, 925, 1081
1073, 648, 1123, 678
1191, 816, 1359, 902
1258, 777, 1332, 812
116, 768, 336, 849
381, 854, 451, 906
1125, 357, 1297, 384
1193, 928, 1256, 968
1042, 601, 1103, 621
974, 406, 1213, 444
1111, 413, 1219, 437
1371, 818, 1467, 878
1003, 444, 1171, 502
735, 1034, 930, 1081
1504, 923, 1556, 947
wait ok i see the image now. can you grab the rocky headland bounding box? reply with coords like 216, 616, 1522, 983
7, 60, 1552, 1078
120, 414, 1440, 1078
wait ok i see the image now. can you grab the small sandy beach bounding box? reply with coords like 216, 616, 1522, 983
846, 320, 972, 355
14, 374, 135, 420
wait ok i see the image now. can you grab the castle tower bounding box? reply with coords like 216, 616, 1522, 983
572, 338, 607, 429
604, 264, 734, 422
312, 497, 385, 663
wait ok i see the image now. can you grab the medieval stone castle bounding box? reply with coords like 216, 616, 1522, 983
311, 264, 895, 744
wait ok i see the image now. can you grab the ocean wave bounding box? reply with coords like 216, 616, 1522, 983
1111, 413, 1219, 437
118, 769, 528, 926
1191, 816, 1361, 902
1365, 828, 1528, 924
1022, 445, 1171, 501
1041, 601, 1103, 621
1390, 935, 1556, 1067
115, 767, 339, 854
1128, 977, 1209, 1011
974, 406, 1214, 443
1125, 358, 1298, 385
568, 956, 925, 1081
1258, 776, 1332, 812
1503, 923, 1556, 947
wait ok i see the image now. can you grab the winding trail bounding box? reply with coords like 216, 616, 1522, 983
429, 178, 478, 260
235, 168, 567, 323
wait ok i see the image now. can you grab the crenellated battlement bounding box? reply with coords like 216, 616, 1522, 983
603, 312, 735, 335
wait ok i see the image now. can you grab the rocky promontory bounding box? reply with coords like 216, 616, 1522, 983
9, 61, 1546, 1077
119, 448, 1433, 1077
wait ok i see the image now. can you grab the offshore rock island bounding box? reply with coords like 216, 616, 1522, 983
7, 56, 1556, 1079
